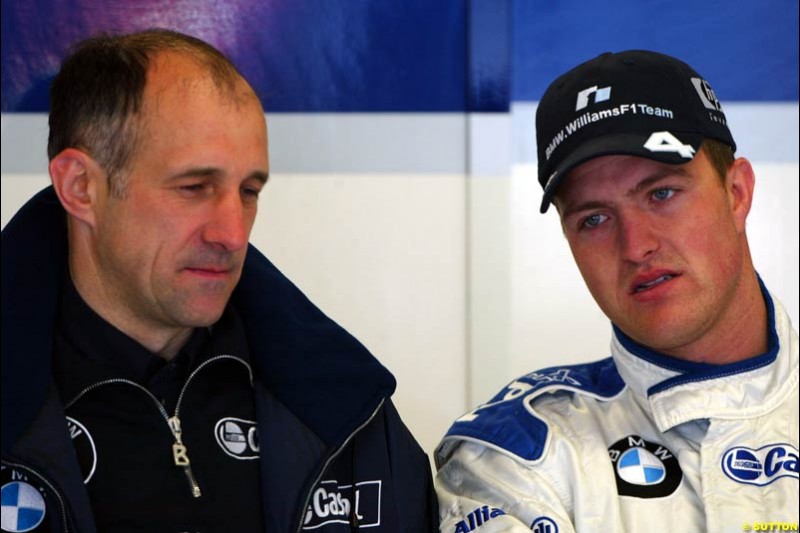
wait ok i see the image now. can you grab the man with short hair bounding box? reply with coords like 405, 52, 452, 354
435, 50, 798, 532
1, 29, 436, 532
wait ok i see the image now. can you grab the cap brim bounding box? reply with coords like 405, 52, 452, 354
539, 131, 705, 213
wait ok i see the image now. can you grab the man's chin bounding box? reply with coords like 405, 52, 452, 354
620, 317, 701, 357
189, 315, 223, 328
176, 301, 229, 328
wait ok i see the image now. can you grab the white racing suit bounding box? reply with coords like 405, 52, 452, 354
435, 290, 799, 533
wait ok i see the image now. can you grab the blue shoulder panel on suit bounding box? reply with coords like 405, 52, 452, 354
444, 358, 624, 462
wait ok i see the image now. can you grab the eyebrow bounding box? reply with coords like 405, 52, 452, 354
169, 167, 270, 184
249, 171, 270, 184
560, 168, 691, 219
624, 167, 689, 197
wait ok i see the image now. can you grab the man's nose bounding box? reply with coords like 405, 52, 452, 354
619, 210, 659, 263
202, 192, 249, 251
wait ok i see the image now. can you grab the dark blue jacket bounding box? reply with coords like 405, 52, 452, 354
1, 187, 437, 532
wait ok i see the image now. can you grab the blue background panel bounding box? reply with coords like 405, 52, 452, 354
469, 0, 510, 112
1, 1, 467, 112
1, 0, 797, 113
513, 0, 799, 102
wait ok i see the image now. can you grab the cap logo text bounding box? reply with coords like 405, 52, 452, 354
545, 102, 674, 162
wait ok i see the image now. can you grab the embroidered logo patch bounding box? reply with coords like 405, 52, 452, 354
1, 482, 46, 532
722, 444, 799, 486
531, 516, 559, 533
66, 416, 97, 483
1, 465, 52, 533
452, 505, 505, 532
608, 435, 682, 498
214, 418, 260, 460
302, 480, 381, 530
1, 466, 59, 533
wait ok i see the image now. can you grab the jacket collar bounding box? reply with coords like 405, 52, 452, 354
1, 187, 395, 454
611, 282, 798, 432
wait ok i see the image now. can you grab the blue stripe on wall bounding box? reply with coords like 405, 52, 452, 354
469, 0, 510, 112
0, 1, 467, 112
512, 0, 799, 102
1, 1, 796, 113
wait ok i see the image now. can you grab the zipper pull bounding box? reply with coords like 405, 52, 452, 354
168, 416, 190, 466
168, 416, 202, 498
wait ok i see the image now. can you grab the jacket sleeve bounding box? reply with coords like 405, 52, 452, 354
435, 440, 575, 533
382, 400, 439, 533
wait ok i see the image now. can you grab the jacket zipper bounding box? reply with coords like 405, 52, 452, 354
294, 398, 386, 533
65, 354, 253, 500
172, 354, 254, 497
2, 460, 70, 532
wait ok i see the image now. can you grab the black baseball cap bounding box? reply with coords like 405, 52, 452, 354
536, 50, 736, 213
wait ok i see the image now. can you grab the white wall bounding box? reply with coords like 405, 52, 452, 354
253, 173, 467, 454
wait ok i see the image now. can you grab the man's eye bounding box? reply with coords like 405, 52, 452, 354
180, 183, 206, 193
242, 187, 262, 199
652, 188, 676, 201
581, 213, 608, 229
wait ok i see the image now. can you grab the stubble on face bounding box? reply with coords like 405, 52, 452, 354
555, 150, 758, 362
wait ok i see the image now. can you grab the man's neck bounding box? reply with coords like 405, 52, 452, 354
69, 251, 192, 361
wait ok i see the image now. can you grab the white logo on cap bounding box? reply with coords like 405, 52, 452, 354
644, 131, 695, 159
691, 78, 723, 111
575, 85, 611, 111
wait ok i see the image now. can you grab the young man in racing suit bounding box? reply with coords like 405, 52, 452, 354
435, 50, 798, 532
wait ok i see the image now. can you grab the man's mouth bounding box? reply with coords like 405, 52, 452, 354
631, 273, 678, 294
184, 267, 230, 278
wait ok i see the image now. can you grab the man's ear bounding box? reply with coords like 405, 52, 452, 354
49, 148, 106, 228
726, 157, 756, 234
